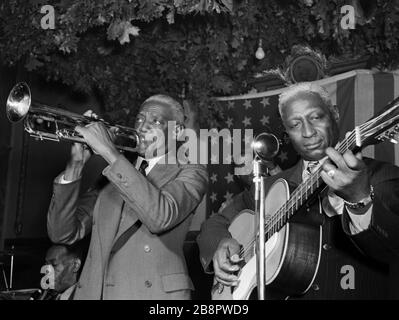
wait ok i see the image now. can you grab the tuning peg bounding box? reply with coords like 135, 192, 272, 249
388, 132, 398, 144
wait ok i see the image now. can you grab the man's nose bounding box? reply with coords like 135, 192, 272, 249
136, 120, 149, 133
302, 120, 316, 138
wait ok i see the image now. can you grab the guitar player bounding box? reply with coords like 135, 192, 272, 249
197, 82, 399, 299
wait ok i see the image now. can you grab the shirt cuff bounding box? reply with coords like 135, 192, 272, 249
56, 173, 81, 184
347, 204, 373, 234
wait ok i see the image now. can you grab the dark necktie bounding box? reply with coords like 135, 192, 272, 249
139, 159, 148, 176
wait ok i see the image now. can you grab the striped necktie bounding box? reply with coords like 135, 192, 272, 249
303, 161, 319, 181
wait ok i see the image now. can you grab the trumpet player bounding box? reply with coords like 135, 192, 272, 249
47, 94, 208, 300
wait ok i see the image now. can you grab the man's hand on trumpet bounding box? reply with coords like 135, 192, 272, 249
75, 110, 120, 165
64, 110, 95, 181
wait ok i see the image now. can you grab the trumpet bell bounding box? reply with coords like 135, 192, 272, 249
5, 82, 139, 153
6, 82, 31, 123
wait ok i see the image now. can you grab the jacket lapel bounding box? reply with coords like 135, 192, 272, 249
109, 161, 182, 256
285, 160, 304, 186
97, 183, 125, 261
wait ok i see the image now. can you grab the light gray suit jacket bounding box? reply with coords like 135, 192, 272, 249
47, 155, 208, 300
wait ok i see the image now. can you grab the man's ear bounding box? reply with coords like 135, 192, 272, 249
331, 104, 340, 123
72, 258, 81, 273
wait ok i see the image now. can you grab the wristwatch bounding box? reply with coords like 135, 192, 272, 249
344, 185, 374, 210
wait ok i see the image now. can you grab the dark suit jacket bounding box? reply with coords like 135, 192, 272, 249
197, 158, 399, 299
47, 154, 208, 300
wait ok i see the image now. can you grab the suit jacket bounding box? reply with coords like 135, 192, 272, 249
47, 155, 208, 300
197, 158, 399, 299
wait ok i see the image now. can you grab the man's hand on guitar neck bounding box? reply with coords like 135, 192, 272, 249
320, 147, 372, 204
213, 238, 243, 287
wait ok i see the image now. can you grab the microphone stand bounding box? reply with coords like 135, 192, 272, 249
10, 245, 14, 290
251, 132, 280, 300
253, 158, 267, 300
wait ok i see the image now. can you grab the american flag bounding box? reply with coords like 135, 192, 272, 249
205, 69, 399, 219
206, 94, 299, 217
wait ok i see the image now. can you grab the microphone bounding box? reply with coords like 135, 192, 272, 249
251, 132, 280, 161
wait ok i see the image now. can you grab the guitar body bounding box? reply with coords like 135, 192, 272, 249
212, 178, 323, 300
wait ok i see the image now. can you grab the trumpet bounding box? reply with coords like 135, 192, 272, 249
6, 82, 139, 152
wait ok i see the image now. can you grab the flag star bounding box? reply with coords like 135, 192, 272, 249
225, 117, 233, 128
210, 173, 218, 183
210, 154, 218, 163
260, 97, 270, 107
210, 192, 217, 202
224, 191, 234, 202
260, 115, 270, 126
224, 172, 234, 183
227, 101, 235, 109
278, 151, 288, 163
242, 116, 251, 127
243, 100, 252, 109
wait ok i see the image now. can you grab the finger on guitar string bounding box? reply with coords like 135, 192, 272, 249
325, 147, 347, 170
342, 149, 364, 169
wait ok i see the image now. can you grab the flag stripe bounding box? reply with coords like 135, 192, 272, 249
336, 76, 355, 141
323, 81, 337, 107
355, 72, 375, 159
374, 73, 395, 164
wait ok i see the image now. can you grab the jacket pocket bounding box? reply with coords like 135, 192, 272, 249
161, 273, 194, 293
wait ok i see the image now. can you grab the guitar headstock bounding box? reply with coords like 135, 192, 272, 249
359, 96, 399, 149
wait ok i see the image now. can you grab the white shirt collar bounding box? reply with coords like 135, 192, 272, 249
136, 154, 165, 175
